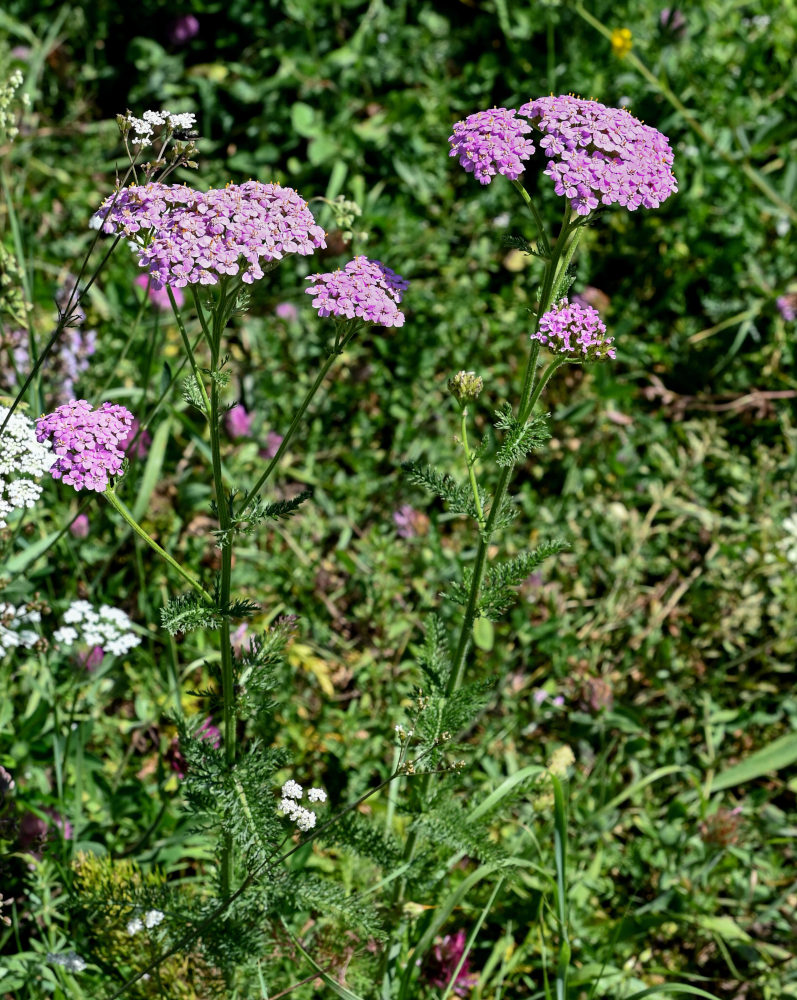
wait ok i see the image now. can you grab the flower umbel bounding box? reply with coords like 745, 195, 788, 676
448, 107, 536, 185
305, 256, 408, 328
532, 299, 615, 361
93, 181, 326, 288
35, 399, 135, 492
0, 405, 55, 526
519, 94, 677, 215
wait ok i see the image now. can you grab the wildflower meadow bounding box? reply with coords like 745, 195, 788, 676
1, 2, 796, 999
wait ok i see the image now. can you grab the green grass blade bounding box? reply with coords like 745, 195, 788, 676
712, 732, 797, 791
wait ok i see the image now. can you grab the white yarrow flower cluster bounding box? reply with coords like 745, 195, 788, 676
53, 600, 140, 656
126, 909, 165, 936
0, 405, 55, 527
0, 603, 41, 658
779, 513, 797, 566
278, 779, 326, 832
118, 109, 196, 147
47, 950, 87, 972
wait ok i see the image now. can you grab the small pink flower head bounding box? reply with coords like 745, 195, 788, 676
275, 302, 298, 322
70, 513, 90, 538
78, 645, 104, 671
776, 293, 797, 323
532, 299, 615, 362
168, 14, 200, 44
425, 929, 478, 996
225, 403, 253, 439
122, 418, 151, 460
197, 716, 221, 749
35, 399, 136, 492
449, 106, 536, 185
259, 431, 283, 460
135, 273, 185, 311
519, 94, 677, 215
305, 257, 408, 328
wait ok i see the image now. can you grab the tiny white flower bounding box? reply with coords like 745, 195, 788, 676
294, 807, 317, 832
281, 779, 303, 800
307, 787, 326, 803
126, 917, 144, 936
47, 950, 87, 972
143, 909, 164, 928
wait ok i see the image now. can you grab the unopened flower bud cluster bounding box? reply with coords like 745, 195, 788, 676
448, 370, 484, 404
0, 405, 55, 527
53, 600, 140, 657
0, 69, 30, 142
278, 779, 327, 832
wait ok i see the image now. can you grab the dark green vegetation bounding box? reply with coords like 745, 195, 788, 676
1, 1, 796, 997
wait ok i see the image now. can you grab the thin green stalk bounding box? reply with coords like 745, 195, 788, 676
169, 286, 211, 418
95, 292, 150, 400
203, 289, 238, 899
460, 405, 486, 532
510, 179, 551, 257
239, 323, 360, 513
551, 775, 570, 1000
102, 489, 212, 603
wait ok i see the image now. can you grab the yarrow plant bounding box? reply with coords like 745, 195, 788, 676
305, 255, 409, 326
532, 298, 615, 360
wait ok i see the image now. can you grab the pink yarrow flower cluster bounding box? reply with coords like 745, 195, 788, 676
305, 256, 409, 328
35, 400, 135, 491
519, 94, 678, 215
532, 299, 615, 361
448, 107, 536, 185
92, 181, 326, 288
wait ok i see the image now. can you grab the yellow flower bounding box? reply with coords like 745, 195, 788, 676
611, 27, 633, 59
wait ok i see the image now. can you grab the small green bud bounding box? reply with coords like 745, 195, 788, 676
448, 370, 483, 404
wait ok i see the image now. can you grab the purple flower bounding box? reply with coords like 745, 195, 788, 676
168, 14, 199, 44
197, 716, 221, 749
121, 418, 151, 460
449, 107, 536, 185
660, 8, 687, 39
532, 299, 615, 361
259, 431, 283, 460
424, 929, 478, 996
2, 325, 96, 405
275, 302, 298, 322
35, 399, 135, 492
776, 293, 797, 323
70, 513, 90, 538
93, 181, 326, 288
78, 645, 104, 671
519, 94, 677, 215
135, 273, 185, 311
305, 257, 408, 328
393, 504, 421, 539
226, 403, 252, 439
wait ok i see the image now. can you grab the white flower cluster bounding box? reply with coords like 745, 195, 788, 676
126, 909, 165, 935
779, 513, 797, 566
0, 602, 41, 658
0, 405, 55, 527
53, 600, 141, 656
47, 950, 87, 972
278, 779, 327, 832
119, 109, 196, 147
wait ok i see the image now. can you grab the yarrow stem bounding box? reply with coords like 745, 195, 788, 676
102, 489, 212, 602
239, 322, 360, 514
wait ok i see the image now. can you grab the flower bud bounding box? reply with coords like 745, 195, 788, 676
448, 370, 483, 405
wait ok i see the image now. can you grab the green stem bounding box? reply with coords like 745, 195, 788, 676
239, 323, 360, 513
102, 489, 212, 602
460, 406, 485, 532
510, 179, 551, 257
204, 288, 237, 899
169, 286, 211, 418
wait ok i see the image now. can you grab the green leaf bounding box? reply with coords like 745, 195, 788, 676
472, 616, 494, 651
712, 732, 797, 791
623, 986, 722, 1000
131, 417, 172, 521
291, 101, 319, 138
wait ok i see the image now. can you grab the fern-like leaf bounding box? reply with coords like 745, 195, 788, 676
493, 403, 550, 468
402, 462, 485, 520
161, 593, 223, 635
